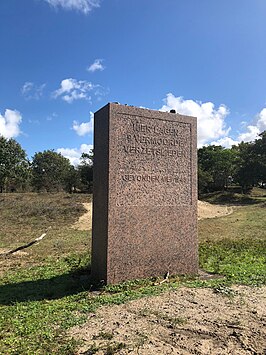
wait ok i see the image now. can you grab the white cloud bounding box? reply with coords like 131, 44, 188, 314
57, 143, 93, 166
160, 93, 230, 147
21, 82, 46, 100
238, 125, 260, 143
53, 78, 95, 103
158, 94, 266, 148
47, 112, 58, 121
53, 78, 107, 103
44, 0, 101, 14
211, 108, 266, 147
87, 59, 105, 72
257, 108, 266, 132
0, 109, 22, 139
236, 108, 266, 143
210, 137, 239, 148
73, 111, 94, 136
22, 82, 33, 94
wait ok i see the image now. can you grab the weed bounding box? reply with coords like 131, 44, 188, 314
152, 310, 187, 326
134, 331, 148, 348
83, 341, 126, 355
212, 284, 236, 297
83, 342, 100, 354
138, 308, 187, 328
105, 342, 126, 354
171, 316, 187, 325
93, 331, 113, 340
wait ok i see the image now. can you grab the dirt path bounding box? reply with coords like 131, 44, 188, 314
72, 201, 234, 231
71, 285, 266, 354
71, 202, 93, 230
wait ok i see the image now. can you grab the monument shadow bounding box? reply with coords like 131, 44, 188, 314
0, 265, 96, 305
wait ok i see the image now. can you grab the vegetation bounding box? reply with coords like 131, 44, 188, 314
0, 130, 265, 353
198, 131, 266, 194
0, 136, 30, 193
0, 136, 93, 193
31, 150, 74, 192
199, 189, 266, 286
1, 130, 265, 194
77, 152, 93, 193
0, 191, 265, 354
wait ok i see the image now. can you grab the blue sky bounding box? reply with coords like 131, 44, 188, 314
1, 0, 266, 165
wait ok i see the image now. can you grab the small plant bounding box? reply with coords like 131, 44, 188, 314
83, 342, 100, 355
171, 316, 187, 326
154, 310, 187, 327
135, 331, 148, 348
105, 342, 126, 355
64, 255, 82, 270
213, 284, 236, 297
93, 331, 113, 340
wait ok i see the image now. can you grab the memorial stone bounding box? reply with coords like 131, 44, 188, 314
92, 103, 198, 284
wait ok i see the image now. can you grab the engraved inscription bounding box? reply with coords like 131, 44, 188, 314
115, 114, 192, 207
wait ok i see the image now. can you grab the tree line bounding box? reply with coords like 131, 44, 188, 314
0, 131, 265, 194
0, 136, 93, 193
198, 131, 266, 194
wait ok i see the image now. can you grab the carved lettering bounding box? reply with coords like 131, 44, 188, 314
123, 145, 183, 157
116, 114, 192, 206
127, 133, 185, 147
132, 121, 180, 137
121, 174, 181, 184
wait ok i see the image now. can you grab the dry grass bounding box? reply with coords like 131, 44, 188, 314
0, 193, 91, 275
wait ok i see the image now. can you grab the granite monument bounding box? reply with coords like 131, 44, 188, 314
92, 103, 198, 284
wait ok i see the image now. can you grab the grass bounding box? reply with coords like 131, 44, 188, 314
83, 341, 126, 355
200, 186, 266, 205
0, 193, 91, 275
0, 190, 266, 354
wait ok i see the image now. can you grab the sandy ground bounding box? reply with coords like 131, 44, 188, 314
0, 248, 28, 257
72, 200, 234, 231
70, 202, 266, 354
197, 200, 234, 220
71, 286, 266, 354
72, 202, 93, 230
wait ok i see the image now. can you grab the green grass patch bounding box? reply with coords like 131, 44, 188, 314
1, 237, 265, 353
0, 254, 174, 354
199, 239, 266, 286
0, 191, 265, 354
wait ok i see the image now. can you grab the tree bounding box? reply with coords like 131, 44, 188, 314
234, 131, 266, 192
198, 166, 213, 195
252, 131, 266, 185
0, 136, 30, 192
64, 165, 81, 193
77, 150, 93, 193
80, 150, 94, 166
31, 150, 72, 192
198, 145, 237, 192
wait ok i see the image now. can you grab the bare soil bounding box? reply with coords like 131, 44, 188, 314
72, 202, 92, 230
71, 285, 266, 354
197, 200, 234, 220
0, 248, 28, 257
70, 202, 265, 354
